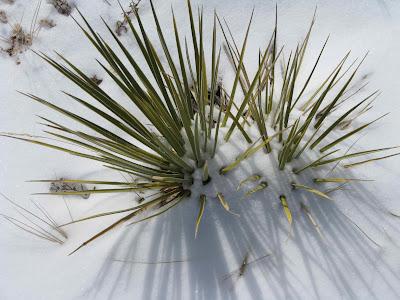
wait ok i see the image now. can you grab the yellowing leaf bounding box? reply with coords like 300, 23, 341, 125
313, 177, 372, 183
292, 183, 332, 200
237, 175, 261, 190
217, 193, 239, 216
280, 195, 292, 226
195, 194, 206, 238
202, 160, 210, 184
300, 202, 323, 238
242, 181, 268, 198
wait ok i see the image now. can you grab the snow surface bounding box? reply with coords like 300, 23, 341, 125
1, 0, 400, 299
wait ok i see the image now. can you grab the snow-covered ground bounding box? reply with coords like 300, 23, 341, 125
1, 0, 400, 299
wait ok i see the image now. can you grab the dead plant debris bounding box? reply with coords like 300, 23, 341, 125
115, 0, 141, 36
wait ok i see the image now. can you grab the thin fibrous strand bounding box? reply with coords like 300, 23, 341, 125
13, 208, 64, 243
293, 149, 340, 174
339, 102, 374, 130
313, 52, 368, 129
1, 214, 63, 244
127, 191, 187, 225
318, 113, 389, 153
313, 177, 372, 183
313, 146, 400, 167
338, 210, 381, 247
31, 200, 67, 239
195, 194, 206, 238
324, 183, 348, 195
0, 191, 64, 243
0, 192, 60, 233
343, 152, 400, 168
300, 202, 323, 238
217, 193, 239, 216
325, 133, 365, 177
113, 258, 188, 265
300, 52, 353, 113
59, 188, 182, 228
222, 252, 271, 281
319, 81, 370, 117
309, 90, 380, 150
292, 183, 332, 200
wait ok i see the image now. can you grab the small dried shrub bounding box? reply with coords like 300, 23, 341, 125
39, 18, 56, 29
50, 0, 72, 16
0, 10, 7, 23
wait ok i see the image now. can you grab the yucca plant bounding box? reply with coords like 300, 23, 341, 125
3, 0, 398, 254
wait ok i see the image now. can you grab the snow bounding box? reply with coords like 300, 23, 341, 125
1, 0, 400, 299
